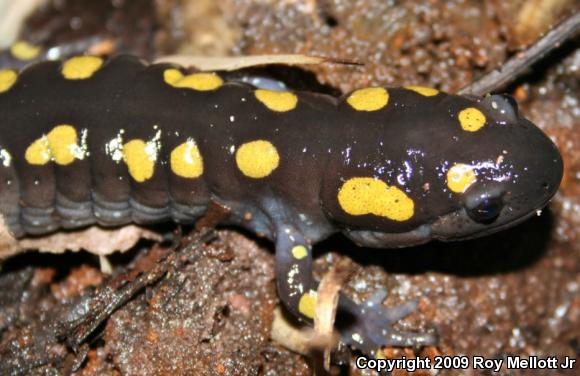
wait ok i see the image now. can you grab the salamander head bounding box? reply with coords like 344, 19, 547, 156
321, 90, 563, 248
428, 96, 563, 242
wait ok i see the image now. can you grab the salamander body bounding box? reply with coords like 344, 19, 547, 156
0, 55, 563, 354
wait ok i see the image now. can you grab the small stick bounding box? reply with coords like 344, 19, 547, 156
62, 228, 217, 351
459, 11, 580, 96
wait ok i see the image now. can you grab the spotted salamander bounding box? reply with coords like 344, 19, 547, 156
0, 55, 563, 356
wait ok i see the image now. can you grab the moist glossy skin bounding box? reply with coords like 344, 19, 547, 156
0, 56, 563, 356
323, 93, 563, 248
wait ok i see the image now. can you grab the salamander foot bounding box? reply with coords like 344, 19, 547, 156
337, 288, 438, 355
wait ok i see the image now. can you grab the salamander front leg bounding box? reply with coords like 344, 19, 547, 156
275, 223, 318, 321
274, 223, 438, 357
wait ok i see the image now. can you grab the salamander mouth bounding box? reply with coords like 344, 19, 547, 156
345, 201, 547, 249
432, 182, 559, 242
430, 206, 538, 242
344, 224, 432, 249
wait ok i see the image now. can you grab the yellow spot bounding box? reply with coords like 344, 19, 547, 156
446, 163, 477, 193
298, 290, 317, 319
163, 69, 182, 84
235, 140, 280, 178
375, 348, 386, 359
254, 89, 298, 112
163, 69, 223, 91
338, 177, 414, 221
10, 41, 41, 61
62, 56, 103, 80
458, 107, 486, 132
170, 140, 204, 178
291, 245, 308, 260
24, 125, 85, 166
346, 87, 389, 111
47, 125, 78, 165
123, 140, 155, 182
405, 85, 439, 97
0, 70, 17, 93
25, 137, 50, 165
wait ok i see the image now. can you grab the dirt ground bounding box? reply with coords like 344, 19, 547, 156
0, 1, 578, 375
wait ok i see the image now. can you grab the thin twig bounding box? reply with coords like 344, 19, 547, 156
459, 11, 580, 96
61, 228, 217, 351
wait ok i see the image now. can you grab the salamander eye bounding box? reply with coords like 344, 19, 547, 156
466, 193, 503, 224
481, 94, 519, 124
464, 183, 504, 224
501, 94, 518, 114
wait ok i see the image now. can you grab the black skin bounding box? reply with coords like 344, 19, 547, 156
0, 56, 563, 356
